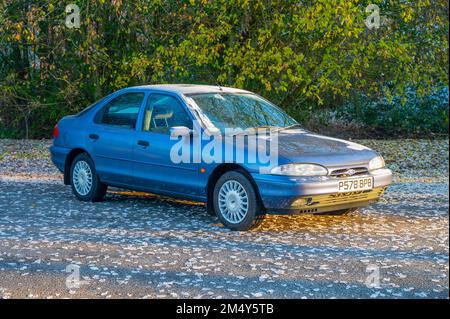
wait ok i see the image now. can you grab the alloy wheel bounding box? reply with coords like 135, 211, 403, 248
72, 160, 93, 196
218, 180, 249, 224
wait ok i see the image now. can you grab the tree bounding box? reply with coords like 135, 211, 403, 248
0, 0, 448, 138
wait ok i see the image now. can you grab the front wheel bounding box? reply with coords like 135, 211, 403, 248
70, 153, 107, 202
213, 171, 265, 231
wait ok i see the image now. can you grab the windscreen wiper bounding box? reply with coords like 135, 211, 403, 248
276, 123, 303, 132
230, 125, 280, 136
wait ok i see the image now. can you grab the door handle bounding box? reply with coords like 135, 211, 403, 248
137, 140, 149, 147
89, 133, 99, 140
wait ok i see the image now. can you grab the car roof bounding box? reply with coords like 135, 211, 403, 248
129, 84, 251, 95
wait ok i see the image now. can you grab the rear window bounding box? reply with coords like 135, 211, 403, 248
96, 93, 145, 129
76, 100, 102, 117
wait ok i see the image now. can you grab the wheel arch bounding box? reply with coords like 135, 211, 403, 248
206, 164, 265, 215
64, 148, 92, 185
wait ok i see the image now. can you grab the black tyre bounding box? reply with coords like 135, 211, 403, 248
70, 153, 107, 202
213, 171, 265, 231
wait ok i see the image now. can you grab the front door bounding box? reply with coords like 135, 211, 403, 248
133, 93, 200, 197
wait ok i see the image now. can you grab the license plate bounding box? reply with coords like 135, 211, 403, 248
337, 177, 373, 193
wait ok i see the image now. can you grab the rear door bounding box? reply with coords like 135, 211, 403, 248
87, 91, 146, 186
133, 93, 200, 197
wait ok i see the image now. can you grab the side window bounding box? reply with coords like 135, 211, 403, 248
142, 94, 192, 133
99, 93, 144, 129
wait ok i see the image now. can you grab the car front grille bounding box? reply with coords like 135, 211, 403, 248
308, 187, 386, 206
329, 167, 369, 178
291, 187, 387, 213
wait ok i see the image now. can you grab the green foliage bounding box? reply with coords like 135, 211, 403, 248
0, 0, 448, 138
338, 86, 449, 136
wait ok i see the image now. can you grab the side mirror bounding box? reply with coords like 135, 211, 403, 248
170, 126, 192, 138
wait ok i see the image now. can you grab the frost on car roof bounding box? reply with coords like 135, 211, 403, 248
130, 84, 250, 95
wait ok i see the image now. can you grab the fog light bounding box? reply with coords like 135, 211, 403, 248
292, 198, 308, 208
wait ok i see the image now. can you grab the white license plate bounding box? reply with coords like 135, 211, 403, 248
337, 177, 373, 193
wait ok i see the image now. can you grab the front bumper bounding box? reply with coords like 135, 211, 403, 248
251, 168, 392, 214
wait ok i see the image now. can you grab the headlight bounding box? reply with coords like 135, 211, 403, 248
368, 156, 385, 171
270, 164, 328, 176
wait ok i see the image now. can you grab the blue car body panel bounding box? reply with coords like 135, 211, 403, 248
133, 130, 200, 197
50, 145, 71, 172
89, 125, 136, 185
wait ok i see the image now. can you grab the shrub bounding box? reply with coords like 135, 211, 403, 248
336, 86, 449, 136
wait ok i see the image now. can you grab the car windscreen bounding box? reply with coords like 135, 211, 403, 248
188, 93, 297, 132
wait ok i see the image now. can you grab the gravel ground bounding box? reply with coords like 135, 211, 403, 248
0, 139, 448, 299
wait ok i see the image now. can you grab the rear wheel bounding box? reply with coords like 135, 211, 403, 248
70, 153, 107, 202
213, 171, 265, 231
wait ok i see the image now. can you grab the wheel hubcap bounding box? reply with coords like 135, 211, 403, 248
218, 180, 249, 224
73, 160, 93, 196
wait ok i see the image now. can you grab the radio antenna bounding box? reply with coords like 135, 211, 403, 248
216, 80, 224, 91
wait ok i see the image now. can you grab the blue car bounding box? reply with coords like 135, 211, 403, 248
50, 84, 392, 230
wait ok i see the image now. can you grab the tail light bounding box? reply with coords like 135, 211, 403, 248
53, 123, 59, 138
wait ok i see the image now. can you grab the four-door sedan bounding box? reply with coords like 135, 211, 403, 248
50, 84, 392, 230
